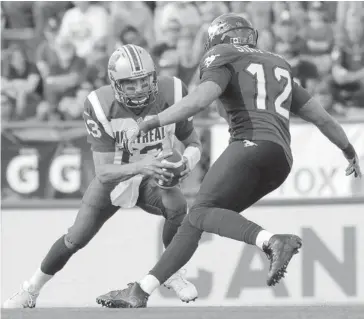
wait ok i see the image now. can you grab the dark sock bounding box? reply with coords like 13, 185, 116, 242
162, 219, 179, 248
40, 236, 75, 275
150, 219, 202, 284
191, 207, 263, 245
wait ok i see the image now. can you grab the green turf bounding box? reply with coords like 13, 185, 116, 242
2, 306, 364, 319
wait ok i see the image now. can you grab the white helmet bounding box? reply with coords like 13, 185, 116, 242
108, 44, 158, 109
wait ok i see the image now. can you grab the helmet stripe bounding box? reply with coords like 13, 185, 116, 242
125, 44, 141, 71
122, 46, 136, 72
130, 45, 144, 70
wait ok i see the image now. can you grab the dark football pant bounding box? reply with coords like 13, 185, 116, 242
41, 176, 187, 275
149, 140, 291, 283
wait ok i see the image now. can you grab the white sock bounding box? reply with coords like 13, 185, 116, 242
138, 274, 160, 295
28, 268, 53, 293
255, 230, 274, 251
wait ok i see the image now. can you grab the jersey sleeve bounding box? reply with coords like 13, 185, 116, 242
83, 95, 115, 153
200, 66, 232, 92
199, 48, 232, 92
290, 81, 313, 115
174, 79, 195, 141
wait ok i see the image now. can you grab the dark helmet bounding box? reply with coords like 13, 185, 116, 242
205, 13, 259, 50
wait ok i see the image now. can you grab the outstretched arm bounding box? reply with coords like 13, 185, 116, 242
291, 85, 362, 178
141, 81, 223, 132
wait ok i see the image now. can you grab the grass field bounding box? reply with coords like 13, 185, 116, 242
2, 306, 364, 319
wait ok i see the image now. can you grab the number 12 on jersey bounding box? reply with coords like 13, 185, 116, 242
246, 63, 291, 120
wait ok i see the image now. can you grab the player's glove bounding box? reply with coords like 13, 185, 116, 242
342, 144, 362, 178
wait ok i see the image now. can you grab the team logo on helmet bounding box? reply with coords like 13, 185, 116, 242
204, 54, 220, 68
208, 22, 230, 41
108, 52, 121, 72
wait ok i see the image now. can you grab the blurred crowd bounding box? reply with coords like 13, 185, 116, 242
2, 1, 364, 123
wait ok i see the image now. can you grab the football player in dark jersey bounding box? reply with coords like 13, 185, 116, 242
3, 45, 202, 308
94, 14, 362, 308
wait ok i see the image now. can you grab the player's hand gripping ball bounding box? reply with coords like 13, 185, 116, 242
156, 148, 185, 189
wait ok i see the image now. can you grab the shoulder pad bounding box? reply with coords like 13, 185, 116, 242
157, 75, 187, 107
200, 44, 240, 73
87, 85, 114, 117
157, 75, 174, 91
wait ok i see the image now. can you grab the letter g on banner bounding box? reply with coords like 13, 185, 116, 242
49, 151, 81, 193
6, 152, 39, 194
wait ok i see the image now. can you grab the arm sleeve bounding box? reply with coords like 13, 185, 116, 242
290, 81, 313, 115
200, 66, 232, 92
174, 80, 195, 141
83, 97, 115, 152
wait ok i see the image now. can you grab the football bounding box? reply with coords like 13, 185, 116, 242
156, 148, 185, 189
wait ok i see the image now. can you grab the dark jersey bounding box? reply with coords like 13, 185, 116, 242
83, 75, 194, 164
199, 44, 312, 166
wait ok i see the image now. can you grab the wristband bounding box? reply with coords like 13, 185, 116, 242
183, 146, 201, 170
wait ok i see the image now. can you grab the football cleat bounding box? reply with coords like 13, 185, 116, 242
96, 282, 148, 308
263, 234, 302, 286
3, 281, 39, 308
164, 269, 198, 303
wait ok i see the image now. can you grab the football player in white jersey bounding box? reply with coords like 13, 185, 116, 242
3, 45, 202, 308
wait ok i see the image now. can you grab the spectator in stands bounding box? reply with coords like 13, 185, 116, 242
1, 93, 16, 122
58, 1, 109, 60
1, 6, 8, 51
157, 18, 181, 50
331, 15, 364, 109
1, 1, 34, 29
229, 1, 250, 15
191, 2, 229, 65
116, 25, 149, 50
110, 1, 155, 49
158, 48, 179, 78
274, 12, 319, 94
59, 82, 93, 120
154, 2, 201, 44
248, 1, 273, 31
41, 37, 86, 120
271, 2, 288, 24
314, 79, 345, 116
151, 19, 181, 74
287, 1, 307, 34
274, 12, 306, 66
303, 1, 334, 76
1, 44, 42, 120
32, 1, 71, 41
36, 17, 61, 80
336, 2, 364, 37
85, 39, 109, 89
258, 27, 276, 52
176, 31, 199, 88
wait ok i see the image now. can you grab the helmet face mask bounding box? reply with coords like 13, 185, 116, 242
108, 45, 158, 110
205, 13, 259, 51
113, 73, 157, 109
